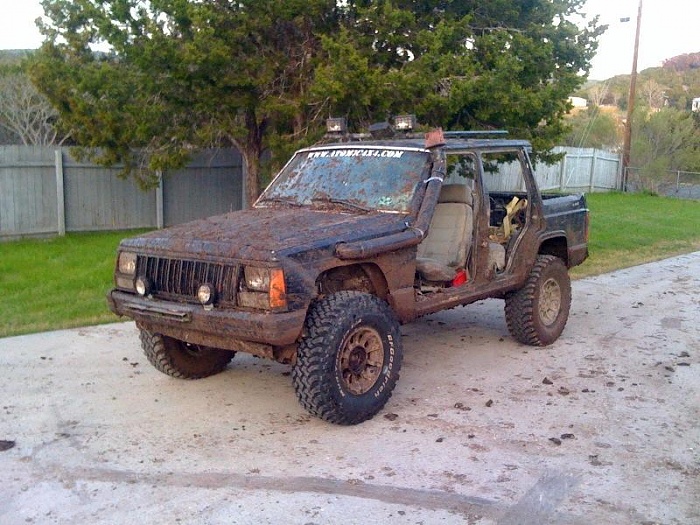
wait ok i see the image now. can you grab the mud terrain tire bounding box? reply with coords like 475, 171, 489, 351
139, 329, 234, 379
505, 255, 571, 346
292, 291, 403, 425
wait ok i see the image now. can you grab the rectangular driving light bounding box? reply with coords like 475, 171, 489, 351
326, 117, 347, 134
394, 114, 416, 131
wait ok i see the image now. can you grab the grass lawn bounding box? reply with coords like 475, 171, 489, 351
0, 193, 698, 338
0, 230, 148, 338
571, 192, 700, 278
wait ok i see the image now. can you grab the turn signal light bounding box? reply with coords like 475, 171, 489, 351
269, 268, 287, 309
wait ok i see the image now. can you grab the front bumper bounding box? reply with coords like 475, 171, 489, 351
108, 290, 306, 351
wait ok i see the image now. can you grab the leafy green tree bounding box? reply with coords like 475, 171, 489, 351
31, 0, 340, 198
632, 108, 700, 179
324, 0, 605, 158
29, 0, 604, 203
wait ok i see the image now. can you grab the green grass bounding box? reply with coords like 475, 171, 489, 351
0, 230, 149, 338
1, 193, 699, 338
571, 192, 700, 278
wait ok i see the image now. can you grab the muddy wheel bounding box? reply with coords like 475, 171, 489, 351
504, 255, 571, 346
139, 329, 234, 379
292, 291, 403, 425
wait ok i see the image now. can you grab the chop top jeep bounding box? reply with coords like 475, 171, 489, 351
108, 129, 589, 425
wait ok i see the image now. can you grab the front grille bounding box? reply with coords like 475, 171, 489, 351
137, 256, 240, 305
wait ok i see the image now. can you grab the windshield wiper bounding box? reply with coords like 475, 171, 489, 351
311, 197, 372, 213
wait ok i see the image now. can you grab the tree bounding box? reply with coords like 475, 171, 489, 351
632, 108, 700, 181
0, 60, 65, 145
0, 73, 62, 146
639, 78, 666, 110
587, 82, 609, 107
31, 0, 340, 197
563, 107, 620, 150
30, 0, 604, 203
322, 0, 605, 157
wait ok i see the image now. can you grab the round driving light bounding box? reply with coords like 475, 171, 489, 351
135, 276, 151, 296
197, 284, 215, 305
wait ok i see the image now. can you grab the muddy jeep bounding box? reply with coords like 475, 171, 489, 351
108, 129, 588, 424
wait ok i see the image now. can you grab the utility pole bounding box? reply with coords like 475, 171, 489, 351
621, 0, 643, 191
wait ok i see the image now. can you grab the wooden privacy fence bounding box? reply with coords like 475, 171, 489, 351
487, 146, 621, 193
536, 147, 621, 193
0, 146, 243, 240
1, 144, 620, 240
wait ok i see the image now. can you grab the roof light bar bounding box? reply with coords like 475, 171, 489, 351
326, 117, 347, 134
442, 130, 509, 138
368, 121, 394, 139
394, 114, 416, 131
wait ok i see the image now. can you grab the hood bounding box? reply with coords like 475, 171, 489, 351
121, 207, 408, 261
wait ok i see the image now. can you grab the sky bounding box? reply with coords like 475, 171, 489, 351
0, 0, 699, 80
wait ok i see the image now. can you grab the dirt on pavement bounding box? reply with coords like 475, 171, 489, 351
1, 253, 698, 524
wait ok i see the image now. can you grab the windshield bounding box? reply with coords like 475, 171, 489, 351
257, 146, 430, 213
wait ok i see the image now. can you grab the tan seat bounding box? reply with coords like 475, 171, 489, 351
416, 184, 473, 282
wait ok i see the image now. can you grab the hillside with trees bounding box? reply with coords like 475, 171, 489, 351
575, 52, 700, 111
564, 52, 700, 182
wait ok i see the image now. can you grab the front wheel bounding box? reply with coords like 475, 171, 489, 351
504, 255, 572, 346
292, 291, 403, 425
139, 329, 235, 379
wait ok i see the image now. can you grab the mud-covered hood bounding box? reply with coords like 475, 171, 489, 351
121, 207, 409, 261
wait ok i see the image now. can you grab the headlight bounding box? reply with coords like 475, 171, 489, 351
244, 266, 271, 291
240, 267, 287, 309
118, 252, 137, 275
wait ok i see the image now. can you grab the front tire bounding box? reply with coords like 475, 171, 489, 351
139, 329, 235, 379
504, 255, 572, 346
292, 291, 403, 425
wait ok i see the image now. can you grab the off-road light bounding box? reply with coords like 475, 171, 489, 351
118, 251, 137, 275
197, 283, 215, 305
394, 114, 416, 131
135, 276, 151, 296
326, 117, 347, 133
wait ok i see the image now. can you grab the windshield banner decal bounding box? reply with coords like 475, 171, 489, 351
308, 149, 405, 159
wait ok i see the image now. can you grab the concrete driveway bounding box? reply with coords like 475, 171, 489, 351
1, 253, 698, 525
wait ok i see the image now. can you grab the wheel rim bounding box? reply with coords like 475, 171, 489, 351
338, 326, 385, 395
539, 277, 562, 326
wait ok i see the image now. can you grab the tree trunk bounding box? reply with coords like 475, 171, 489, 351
243, 150, 261, 208
242, 108, 267, 207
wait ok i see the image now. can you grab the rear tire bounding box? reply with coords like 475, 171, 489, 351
505, 255, 571, 346
139, 329, 234, 379
292, 291, 403, 425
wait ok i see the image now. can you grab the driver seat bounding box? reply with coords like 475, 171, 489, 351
416, 184, 473, 282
